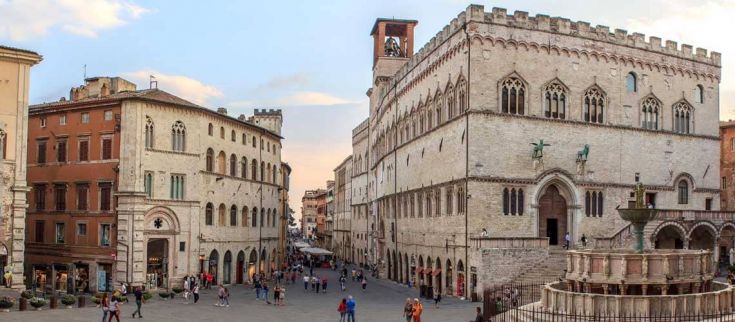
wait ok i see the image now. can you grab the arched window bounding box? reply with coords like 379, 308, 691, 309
260, 208, 265, 227
458, 77, 467, 111
544, 81, 566, 119
260, 161, 265, 181
678, 180, 689, 204
585, 191, 604, 217
641, 96, 661, 130
673, 101, 693, 134
503, 187, 524, 215
230, 130, 236, 142
144, 172, 153, 198
0, 129, 6, 160
273, 209, 278, 227
229, 154, 237, 176
434, 188, 441, 216
694, 84, 704, 104
457, 187, 465, 214
500, 75, 525, 115
241, 206, 248, 227
435, 92, 443, 125
144, 116, 154, 148
242, 133, 246, 145
510, 188, 517, 215
246, 157, 248, 179
251, 207, 258, 227
208, 123, 213, 136
626, 72, 637, 93
272, 164, 277, 183
217, 151, 226, 174
446, 187, 453, 215
171, 121, 186, 151
583, 86, 605, 124
206, 148, 214, 172
230, 205, 237, 226
267, 163, 272, 183
218, 204, 226, 226
266, 209, 271, 227
502, 188, 509, 215
251, 159, 257, 180
205, 203, 213, 226
220, 126, 225, 139
425, 192, 432, 218
446, 85, 455, 120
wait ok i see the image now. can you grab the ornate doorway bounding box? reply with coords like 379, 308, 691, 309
146, 239, 168, 289
538, 185, 568, 245
236, 251, 245, 284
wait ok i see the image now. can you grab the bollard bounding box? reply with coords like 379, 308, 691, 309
19, 297, 27, 311
78, 295, 85, 308
49, 296, 57, 309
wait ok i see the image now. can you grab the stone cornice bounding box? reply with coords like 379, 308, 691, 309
145, 147, 200, 157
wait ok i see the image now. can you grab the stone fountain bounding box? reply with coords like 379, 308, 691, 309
616, 182, 658, 253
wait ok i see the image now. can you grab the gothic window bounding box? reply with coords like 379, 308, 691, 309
252, 207, 258, 227
626, 72, 637, 93
217, 151, 226, 174
260, 208, 265, 227
273, 164, 277, 183
678, 180, 689, 204
242, 133, 246, 145
230, 205, 237, 226
206, 148, 214, 172
583, 86, 605, 124
435, 93, 443, 125
694, 85, 704, 104
585, 191, 604, 217
502, 187, 524, 215
229, 154, 237, 176
144, 116, 154, 148
218, 203, 226, 226
446, 85, 455, 119
458, 78, 467, 111
170, 174, 185, 200
251, 159, 257, 179
543, 81, 566, 119
417, 192, 423, 218
434, 189, 441, 216
427, 108, 433, 130
673, 101, 693, 134
144, 172, 153, 198
446, 187, 453, 215
241, 206, 248, 227
205, 203, 213, 226
171, 121, 186, 152
220, 126, 225, 139
208, 123, 213, 136
641, 96, 661, 130
457, 187, 465, 214
231, 130, 236, 142
500, 76, 525, 115
425, 191, 432, 217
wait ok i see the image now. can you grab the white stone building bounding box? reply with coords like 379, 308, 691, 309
345, 5, 721, 300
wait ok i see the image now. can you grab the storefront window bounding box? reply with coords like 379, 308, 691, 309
100, 224, 110, 246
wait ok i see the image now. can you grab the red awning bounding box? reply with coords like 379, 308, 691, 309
432, 268, 442, 276
424, 268, 433, 275
415, 267, 424, 274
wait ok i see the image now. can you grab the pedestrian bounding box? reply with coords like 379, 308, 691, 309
279, 285, 286, 306
303, 275, 309, 292
107, 292, 121, 322
471, 306, 483, 322
580, 234, 588, 248
339, 275, 346, 292
223, 286, 230, 307
322, 276, 328, 293
412, 298, 423, 322
216, 284, 225, 306
346, 295, 356, 322
361, 276, 367, 291
274, 284, 281, 305
338, 298, 347, 322
207, 272, 214, 289
193, 283, 200, 304
263, 282, 271, 304
131, 286, 144, 318
403, 298, 413, 322
311, 275, 317, 292
255, 278, 262, 300
100, 292, 110, 322
433, 292, 441, 308
316, 275, 321, 293
183, 277, 190, 301
564, 231, 571, 250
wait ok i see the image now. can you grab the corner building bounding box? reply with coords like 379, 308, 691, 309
26, 77, 285, 292
358, 5, 721, 300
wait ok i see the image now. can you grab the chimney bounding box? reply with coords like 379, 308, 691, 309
217, 107, 228, 115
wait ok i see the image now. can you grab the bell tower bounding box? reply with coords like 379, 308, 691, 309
370, 18, 418, 76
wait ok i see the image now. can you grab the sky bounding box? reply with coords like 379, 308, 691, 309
1, 0, 733, 222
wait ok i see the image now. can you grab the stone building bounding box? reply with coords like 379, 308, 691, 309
332, 156, 352, 260
0, 45, 42, 289
324, 180, 335, 249
26, 76, 286, 291
301, 189, 325, 239
721, 121, 735, 211
338, 5, 721, 300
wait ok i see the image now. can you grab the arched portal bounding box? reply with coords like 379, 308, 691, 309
435, 257, 442, 295
392, 250, 398, 282
456, 260, 465, 297
426, 257, 433, 289
146, 239, 169, 289
386, 249, 392, 280
236, 251, 245, 284
446, 259, 453, 296
223, 251, 232, 284
720, 224, 735, 264
653, 223, 686, 249
260, 249, 267, 273
248, 250, 258, 282
404, 253, 410, 286
208, 249, 219, 285
418, 256, 424, 286
538, 185, 568, 245
689, 224, 717, 252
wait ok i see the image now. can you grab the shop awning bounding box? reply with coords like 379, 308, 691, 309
431, 268, 442, 276
293, 242, 311, 249
424, 268, 433, 275
415, 267, 424, 274
300, 247, 334, 256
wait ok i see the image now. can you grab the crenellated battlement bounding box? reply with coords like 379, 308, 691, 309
253, 108, 282, 116
389, 4, 720, 88
352, 117, 369, 137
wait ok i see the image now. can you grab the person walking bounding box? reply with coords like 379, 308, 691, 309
216, 284, 225, 306
311, 275, 317, 292
207, 273, 214, 289
100, 293, 110, 322
262, 282, 271, 304
346, 295, 356, 322
255, 278, 262, 300
339, 275, 346, 292
433, 292, 441, 308
411, 298, 423, 322
471, 307, 483, 322
338, 298, 347, 322
278, 285, 286, 306
563, 232, 571, 250
403, 298, 414, 322
107, 293, 121, 322
322, 277, 328, 293
303, 275, 310, 292
223, 286, 230, 307
361, 276, 367, 291
273, 285, 281, 305
193, 283, 200, 304
131, 286, 144, 318
316, 275, 321, 293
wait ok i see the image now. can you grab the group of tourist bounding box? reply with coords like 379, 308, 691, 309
337, 295, 357, 322
98, 286, 145, 322
253, 273, 286, 305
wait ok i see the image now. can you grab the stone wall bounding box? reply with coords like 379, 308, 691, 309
480, 247, 548, 291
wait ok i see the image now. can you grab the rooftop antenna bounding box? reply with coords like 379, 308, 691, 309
149, 75, 158, 89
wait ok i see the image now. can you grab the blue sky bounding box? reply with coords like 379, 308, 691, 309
1, 0, 732, 219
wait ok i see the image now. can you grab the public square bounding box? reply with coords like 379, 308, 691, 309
2, 267, 477, 322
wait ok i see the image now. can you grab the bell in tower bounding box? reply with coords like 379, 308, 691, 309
370, 18, 418, 68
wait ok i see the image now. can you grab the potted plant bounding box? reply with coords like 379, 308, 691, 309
20, 291, 33, 299
115, 294, 127, 303
142, 292, 152, 301
158, 292, 170, 300
61, 294, 76, 309
0, 296, 15, 312
29, 297, 47, 311
91, 296, 101, 306
172, 287, 183, 294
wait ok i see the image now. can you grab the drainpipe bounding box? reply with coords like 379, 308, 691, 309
462, 21, 471, 300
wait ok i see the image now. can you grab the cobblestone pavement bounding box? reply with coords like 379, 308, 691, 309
1, 267, 479, 322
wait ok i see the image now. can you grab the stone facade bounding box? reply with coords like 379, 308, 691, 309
301, 189, 325, 240
721, 121, 735, 210
334, 4, 722, 301
332, 156, 352, 260
0, 46, 42, 289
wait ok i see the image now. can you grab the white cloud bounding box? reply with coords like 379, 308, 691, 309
122, 70, 223, 105
624, 0, 735, 117
228, 91, 357, 108
256, 73, 310, 91
0, 0, 149, 40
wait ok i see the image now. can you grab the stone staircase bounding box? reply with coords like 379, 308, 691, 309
510, 249, 567, 284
